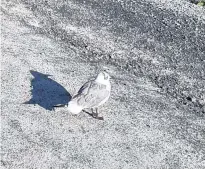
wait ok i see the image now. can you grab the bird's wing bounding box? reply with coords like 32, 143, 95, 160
73, 81, 110, 108
77, 81, 92, 95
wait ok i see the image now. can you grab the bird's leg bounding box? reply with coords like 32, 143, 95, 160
92, 108, 98, 118
90, 108, 104, 120
95, 108, 104, 120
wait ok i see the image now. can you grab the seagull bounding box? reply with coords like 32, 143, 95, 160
67, 71, 111, 120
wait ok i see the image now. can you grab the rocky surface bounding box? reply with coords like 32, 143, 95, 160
1, 0, 205, 168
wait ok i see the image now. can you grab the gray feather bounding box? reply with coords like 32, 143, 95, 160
72, 80, 110, 108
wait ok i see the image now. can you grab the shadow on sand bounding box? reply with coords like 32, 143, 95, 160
25, 70, 71, 110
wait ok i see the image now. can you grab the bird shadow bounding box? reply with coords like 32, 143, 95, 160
24, 70, 71, 111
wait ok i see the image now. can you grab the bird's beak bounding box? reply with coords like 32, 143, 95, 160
110, 75, 114, 79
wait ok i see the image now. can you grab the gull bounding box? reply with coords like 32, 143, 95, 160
67, 71, 111, 120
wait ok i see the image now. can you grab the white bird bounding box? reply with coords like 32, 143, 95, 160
67, 71, 111, 120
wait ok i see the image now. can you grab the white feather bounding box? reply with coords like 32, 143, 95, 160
67, 101, 83, 114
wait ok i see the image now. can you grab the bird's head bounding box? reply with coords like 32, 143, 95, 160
95, 71, 111, 84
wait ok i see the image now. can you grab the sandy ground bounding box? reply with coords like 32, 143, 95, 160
1, 0, 205, 169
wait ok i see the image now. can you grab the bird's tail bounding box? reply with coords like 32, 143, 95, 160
67, 100, 83, 114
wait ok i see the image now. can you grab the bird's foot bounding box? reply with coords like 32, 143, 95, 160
95, 116, 104, 120
83, 110, 104, 120
92, 112, 104, 120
